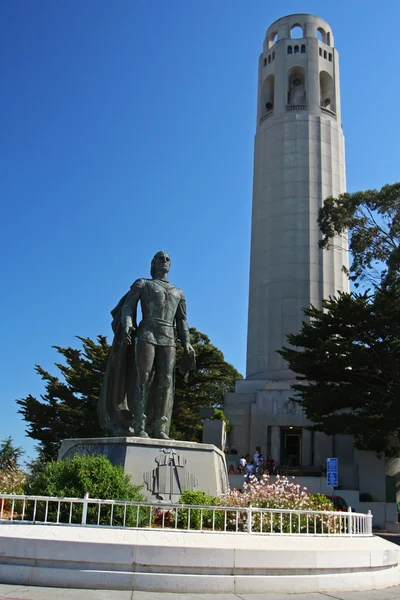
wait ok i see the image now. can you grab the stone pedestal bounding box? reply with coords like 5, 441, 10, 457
202, 419, 226, 450
58, 437, 228, 502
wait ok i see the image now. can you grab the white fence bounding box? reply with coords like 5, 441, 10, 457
0, 494, 372, 536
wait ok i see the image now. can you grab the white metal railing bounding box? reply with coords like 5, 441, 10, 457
0, 494, 372, 536
286, 104, 307, 112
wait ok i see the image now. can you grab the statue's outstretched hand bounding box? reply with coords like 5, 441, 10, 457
124, 325, 136, 345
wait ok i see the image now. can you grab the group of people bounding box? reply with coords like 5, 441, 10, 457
227, 448, 277, 481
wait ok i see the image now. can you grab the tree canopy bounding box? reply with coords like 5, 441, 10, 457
17, 328, 241, 460
279, 183, 400, 454
0, 437, 26, 494
318, 182, 400, 286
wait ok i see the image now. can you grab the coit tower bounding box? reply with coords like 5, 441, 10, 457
225, 14, 350, 461
246, 13, 349, 382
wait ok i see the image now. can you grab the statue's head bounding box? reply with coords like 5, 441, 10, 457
150, 251, 171, 278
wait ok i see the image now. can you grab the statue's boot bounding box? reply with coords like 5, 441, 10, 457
153, 415, 169, 440
133, 413, 149, 438
132, 385, 149, 438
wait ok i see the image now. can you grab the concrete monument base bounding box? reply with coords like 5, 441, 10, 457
0, 524, 399, 593
58, 436, 228, 501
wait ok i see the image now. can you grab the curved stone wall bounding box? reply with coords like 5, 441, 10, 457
0, 524, 399, 593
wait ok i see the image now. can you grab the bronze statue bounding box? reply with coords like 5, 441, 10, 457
98, 251, 195, 439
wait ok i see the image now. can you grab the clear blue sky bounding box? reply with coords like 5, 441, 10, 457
1, 0, 399, 460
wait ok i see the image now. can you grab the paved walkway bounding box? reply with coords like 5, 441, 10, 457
0, 584, 400, 599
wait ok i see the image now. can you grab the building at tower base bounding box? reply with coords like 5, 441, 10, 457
224, 14, 399, 525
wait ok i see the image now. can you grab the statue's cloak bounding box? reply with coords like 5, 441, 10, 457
97, 290, 195, 437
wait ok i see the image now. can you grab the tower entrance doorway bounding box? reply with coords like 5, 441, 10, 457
280, 427, 302, 467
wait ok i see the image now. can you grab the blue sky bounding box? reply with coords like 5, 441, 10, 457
1, 0, 399, 459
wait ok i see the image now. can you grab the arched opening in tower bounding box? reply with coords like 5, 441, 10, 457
268, 31, 278, 49
317, 27, 327, 43
261, 74, 275, 115
287, 66, 306, 105
290, 24, 304, 39
319, 71, 335, 112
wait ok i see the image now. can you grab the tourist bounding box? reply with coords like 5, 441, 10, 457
245, 462, 255, 482
238, 455, 246, 474
266, 454, 276, 475
257, 453, 265, 474
253, 447, 261, 466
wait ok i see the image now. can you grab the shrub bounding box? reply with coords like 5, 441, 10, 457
0, 437, 26, 497
178, 489, 223, 530
23, 454, 145, 526
0, 469, 25, 495
209, 408, 232, 433
220, 474, 336, 533
360, 492, 377, 502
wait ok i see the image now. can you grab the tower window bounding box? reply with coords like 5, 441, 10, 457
290, 24, 303, 39
288, 66, 306, 106
301, 44, 306, 53
329, 53, 332, 62
294, 45, 299, 54
324, 50, 327, 59
268, 55, 271, 64
269, 32, 278, 48
327, 32, 331, 46
317, 27, 327, 44
262, 74, 275, 118
264, 58, 267, 67
272, 51, 275, 60
320, 70, 336, 113
287, 46, 292, 54
319, 48, 322, 56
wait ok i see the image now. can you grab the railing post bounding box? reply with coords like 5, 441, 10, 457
368, 510, 372, 535
347, 506, 352, 536
247, 502, 252, 534
81, 492, 89, 526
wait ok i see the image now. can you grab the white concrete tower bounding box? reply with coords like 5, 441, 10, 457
247, 13, 349, 381
225, 14, 351, 469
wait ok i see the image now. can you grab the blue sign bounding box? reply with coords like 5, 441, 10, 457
327, 458, 338, 472
327, 471, 338, 487
327, 457, 338, 488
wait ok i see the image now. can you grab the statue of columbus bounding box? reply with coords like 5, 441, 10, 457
98, 251, 196, 439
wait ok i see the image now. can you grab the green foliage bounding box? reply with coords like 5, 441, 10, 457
0, 437, 23, 472
318, 183, 400, 286
208, 408, 232, 433
278, 183, 400, 455
179, 489, 221, 506
309, 493, 336, 511
178, 489, 223, 530
0, 437, 25, 494
279, 286, 400, 453
23, 454, 145, 526
17, 329, 241, 460
24, 453, 143, 500
17, 336, 108, 461
171, 329, 241, 440
360, 493, 377, 502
